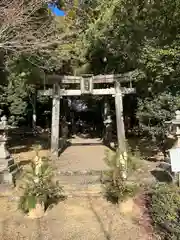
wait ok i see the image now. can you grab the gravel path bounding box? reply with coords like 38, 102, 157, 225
0, 196, 155, 240
3, 136, 159, 239
57, 137, 109, 172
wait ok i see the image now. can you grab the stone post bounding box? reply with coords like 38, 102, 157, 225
103, 97, 111, 143
103, 115, 112, 145
32, 89, 37, 132
114, 80, 127, 179
51, 84, 60, 158
104, 97, 109, 122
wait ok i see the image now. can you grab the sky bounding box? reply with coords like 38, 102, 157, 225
47, 3, 66, 17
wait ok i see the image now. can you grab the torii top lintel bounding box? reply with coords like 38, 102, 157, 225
44, 70, 138, 85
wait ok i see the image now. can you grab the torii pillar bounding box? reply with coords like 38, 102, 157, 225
51, 84, 60, 158
114, 80, 127, 179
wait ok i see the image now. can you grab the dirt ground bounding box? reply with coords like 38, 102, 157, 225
11, 138, 158, 188
12, 149, 50, 163
0, 195, 156, 240
0, 135, 161, 240
11, 136, 158, 176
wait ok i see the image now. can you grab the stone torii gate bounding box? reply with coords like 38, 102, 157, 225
39, 72, 136, 162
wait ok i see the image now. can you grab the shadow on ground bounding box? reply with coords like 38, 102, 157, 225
88, 195, 113, 240
151, 169, 173, 183
127, 136, 175, 162
8, 127, 50, 154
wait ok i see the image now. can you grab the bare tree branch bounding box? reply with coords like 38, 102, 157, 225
0, 0, 66, 53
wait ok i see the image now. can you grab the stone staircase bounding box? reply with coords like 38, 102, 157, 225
53, 137, 111, 197
55, 170, 107, 197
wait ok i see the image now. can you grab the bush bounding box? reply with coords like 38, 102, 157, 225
102, 149, 140, 203
148, 183, 180, 240
19, 157, 64, 213
104, 176, 138, 204
104, 148, 141, 177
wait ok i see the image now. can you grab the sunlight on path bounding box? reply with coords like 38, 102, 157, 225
0, 197, 153, 240
58, 136, 110, 171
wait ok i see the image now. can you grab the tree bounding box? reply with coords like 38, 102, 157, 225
74, 0, 180, 156
135, 0, 180, 154
75, 0, 147, 74
2, 0, 180, 144
0, 0, 78, 55
0, 0, 88, 125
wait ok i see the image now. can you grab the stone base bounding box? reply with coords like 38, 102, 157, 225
1, 170, 13, 184
0, 157, 19, 185
0, 168, 18, 185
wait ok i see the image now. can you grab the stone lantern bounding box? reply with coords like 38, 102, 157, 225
103, 115, 113, 145
0, 115, 18, 184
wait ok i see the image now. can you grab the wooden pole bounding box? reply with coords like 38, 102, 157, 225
114, 80, 127, 179
51, 84, 60, 158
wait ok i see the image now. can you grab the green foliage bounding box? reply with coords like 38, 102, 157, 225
79, 0, 146, 74
104, 148, 141, 176
19, 157, 64, 213
1, 0, 180, 135
104, 177, 138, 204
75, 0, 180, 150
103, 149, 140, 203
2, 53, 55, 125
137, 92, 180, 154
148, 183, 180, 240
6, 73, 31, 125
135, 1, 180, 151
136, 46, 180, 152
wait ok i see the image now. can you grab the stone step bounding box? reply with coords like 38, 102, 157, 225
56, 174, 101, 185
56, 169, 110, 177
62, 183, 103, 197
55, 169, 156, 197
54, 170, 105, 197
54, 169, 110, 186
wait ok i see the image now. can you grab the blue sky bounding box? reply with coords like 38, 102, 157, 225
47, 3, 66, 17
